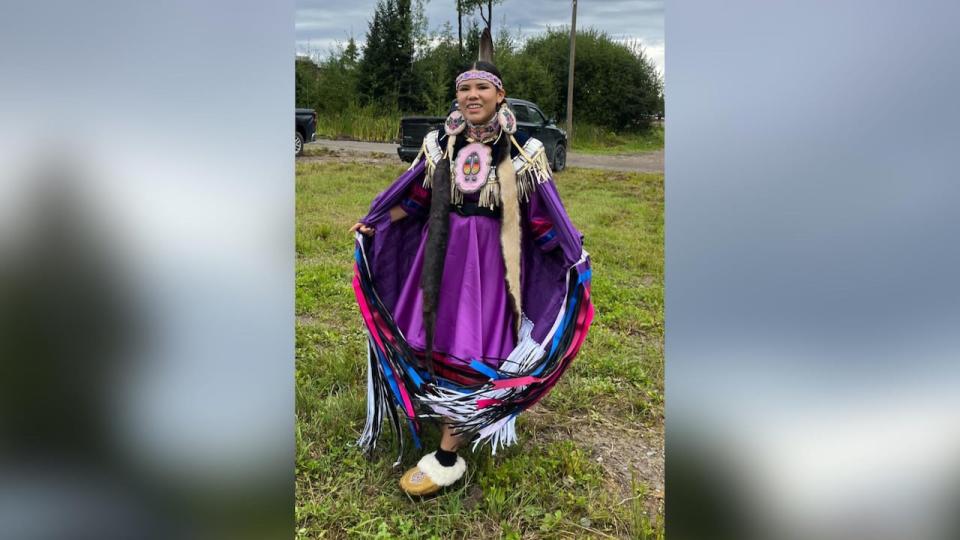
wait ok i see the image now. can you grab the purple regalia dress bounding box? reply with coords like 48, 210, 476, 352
353, 128, 594, 459
391, 186, 518, 376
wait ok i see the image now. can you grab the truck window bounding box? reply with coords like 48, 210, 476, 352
530, 107, 547, 124
513, 104, 533, 123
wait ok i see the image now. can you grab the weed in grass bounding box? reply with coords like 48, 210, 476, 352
296, 161, 663, 538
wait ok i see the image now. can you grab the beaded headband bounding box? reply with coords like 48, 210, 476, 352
455, 70, 503, 90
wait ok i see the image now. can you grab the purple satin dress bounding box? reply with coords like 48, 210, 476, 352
392, 190, 516, 370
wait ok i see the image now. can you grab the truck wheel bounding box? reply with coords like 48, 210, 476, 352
295, 132, 304, 157
552, 144, 566, 172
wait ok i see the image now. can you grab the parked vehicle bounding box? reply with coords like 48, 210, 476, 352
296, 108, 317, 157
397, 98, 568, 172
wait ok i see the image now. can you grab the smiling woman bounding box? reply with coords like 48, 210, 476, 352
456, 69, 505, 124
348, 35, 594, 498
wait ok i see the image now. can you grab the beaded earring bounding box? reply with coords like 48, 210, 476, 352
497, 103, 517, 135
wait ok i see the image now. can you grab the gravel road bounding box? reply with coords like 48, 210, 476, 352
304, 139, 663, 173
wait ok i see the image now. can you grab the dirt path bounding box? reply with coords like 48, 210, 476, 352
568, 150, 663, 173
304, 139, 664, 173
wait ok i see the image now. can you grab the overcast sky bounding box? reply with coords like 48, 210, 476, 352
295, 0, 664, 75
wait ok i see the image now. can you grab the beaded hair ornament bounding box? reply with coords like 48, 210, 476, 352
455, 70, 503, 90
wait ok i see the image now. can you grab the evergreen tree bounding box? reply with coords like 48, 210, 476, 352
343, 37, 359, 68
357, 1, 392, 105
463, 18, 481, 63
394, 0, 421, 111
414, 21, 461, 114
357, 0, 423, 112
295, 57, 321, 108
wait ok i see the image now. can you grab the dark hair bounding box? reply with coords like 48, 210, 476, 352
467, 60, 502, 82
456, 60, 505, 97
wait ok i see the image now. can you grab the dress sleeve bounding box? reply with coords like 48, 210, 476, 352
399, 180, 431, 220
526, 184, 561, 252
361, 159, 428, 225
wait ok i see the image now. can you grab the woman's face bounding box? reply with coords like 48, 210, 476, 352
456, 78, 505, 124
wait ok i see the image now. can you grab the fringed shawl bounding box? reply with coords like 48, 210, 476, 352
352, 132, 594, 462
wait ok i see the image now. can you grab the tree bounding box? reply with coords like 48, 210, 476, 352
303, 7, 663, 133
342, 37, 359, 68
461, 0, 503, 37
296, 38, 363, 113
357, 0, 424, 111
356, 0, 391, 104
523, 28, 662, 130
456, 0, 464, 56
414, 22, 461, 114
295, 57, 322, 109
463, 18, 482, 62
411, 0, 430, 58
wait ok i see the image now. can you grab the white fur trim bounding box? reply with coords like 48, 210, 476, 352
497, 152, 522, 328
416, 451, 466, 486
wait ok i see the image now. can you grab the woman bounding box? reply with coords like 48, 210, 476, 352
350, 60, 593, 497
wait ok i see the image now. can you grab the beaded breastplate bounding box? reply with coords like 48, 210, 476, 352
414, 130, 553, 209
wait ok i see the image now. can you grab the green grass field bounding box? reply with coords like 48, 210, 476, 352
569, 124, 664, 155
296, 159, 664, 539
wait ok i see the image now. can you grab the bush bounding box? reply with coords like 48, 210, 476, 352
523, 28, 662, 131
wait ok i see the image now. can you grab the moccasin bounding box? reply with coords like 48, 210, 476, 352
399, 451, 466, 496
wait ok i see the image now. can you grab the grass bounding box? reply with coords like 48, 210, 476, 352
296, 159, 663, 539
570, 124, 664, 155
315, 105, 402, 143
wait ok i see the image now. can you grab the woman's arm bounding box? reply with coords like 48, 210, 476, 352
353, 163, 432, 237
350, 203, 413, 236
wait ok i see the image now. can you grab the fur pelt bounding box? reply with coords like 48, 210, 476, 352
417, 451, 467, 486
495, 134, 522, 331
420, 135, 456, 375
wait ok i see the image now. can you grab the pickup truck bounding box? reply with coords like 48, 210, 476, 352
296, 108, 317, 157
397, 98, 568, 172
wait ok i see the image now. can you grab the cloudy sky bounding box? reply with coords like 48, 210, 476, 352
295, 0, 664, 75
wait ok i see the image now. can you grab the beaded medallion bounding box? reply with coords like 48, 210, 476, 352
454, 142, 492, 194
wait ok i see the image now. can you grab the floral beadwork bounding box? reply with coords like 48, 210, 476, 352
497, 104, 517, 134
465, 114, 500, 143
444, 110, 466, 136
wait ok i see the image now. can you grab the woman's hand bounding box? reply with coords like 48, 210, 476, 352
349, 222, 375, 236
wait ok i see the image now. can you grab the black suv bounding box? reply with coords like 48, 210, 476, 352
397, 98, 568, 171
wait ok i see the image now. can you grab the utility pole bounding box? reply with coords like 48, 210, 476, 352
566, 0, 577, 136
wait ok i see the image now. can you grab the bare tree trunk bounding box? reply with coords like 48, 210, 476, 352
566, 0, 577, 136
477, 1, 490, 29
457, 0, 463, 56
